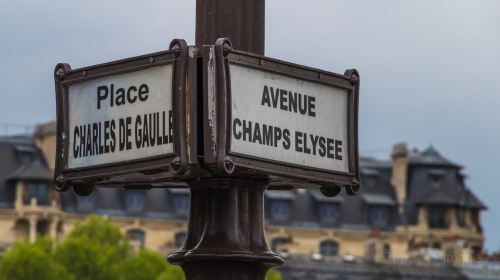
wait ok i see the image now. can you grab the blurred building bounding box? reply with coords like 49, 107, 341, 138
0, 122, 487, 269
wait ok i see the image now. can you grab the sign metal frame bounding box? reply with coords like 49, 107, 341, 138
203, 38, 360, 191
53, 39, 197, 190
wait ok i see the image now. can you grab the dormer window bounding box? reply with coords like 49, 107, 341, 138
172, 194, 190, 216
318, 203, 340, 224
364, 176, 377, 188
368, 206, 389, 229
270, 200, 291, 222
15, 145, 35, 164
125, 191, 145, 213
428, 169, 445, 188
24, 182, 49, 205
169, 189, 190, 216
361, 168, 379, 188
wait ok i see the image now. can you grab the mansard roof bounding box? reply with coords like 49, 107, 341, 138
409, 146, 461, 168
417, 189, 458, 206
0, 135, 49, 209
461, 188, 487, 210
7, 160, 53, 182
0, 134, 486, 231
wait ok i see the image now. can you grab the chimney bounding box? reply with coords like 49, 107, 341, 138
34, 122, 57, 171
391, 143, 408, 214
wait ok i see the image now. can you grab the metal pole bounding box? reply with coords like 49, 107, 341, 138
195, 0, 265, 55
168, 3, 281, 278
169, 178, 283, 280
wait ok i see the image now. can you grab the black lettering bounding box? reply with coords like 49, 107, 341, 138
233, 118, 242, 140
168, 110, 173, 144
162, 111, 168, 144
298, 93, 307, 115
92, 123, 98, 156
149, 113, 158, 147
104, 121, 110, 153
135, 115, 142, 149
98, 122, 103, 154
142, 114, 149, 148
335, 140, 343, 160
110, 84, 115, 107
308, 96, 316, 117
273, 127, 282, 147
127, 86, 138, 103
155, 112, 162, 145
97, 86, 108, 109
270, 87, 279, 108
126, 117, 132, 150
115, 88, 126, 105
310, 134, 319, 155
327, 138, 335, 159
86, 124, 92, 156
149, 113, 156, 147
119, 118, 126, 151
289, 92, 297, 113
73, 126, 79, 158
263, 125, 273, 146
79, 125, 85, 158
261, 86, 271, 107
280, 89, 288, 111
295, 131, 303, 152
242, 120, 252, 142
318, 137, 326, 157
283, 129, 291, 150
138, 84, 149, 101
253, 122, 262, 144
303, 133, 311, 154
110, 120, 116, 152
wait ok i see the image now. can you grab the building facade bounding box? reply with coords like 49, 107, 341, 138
0, 122, 486, 268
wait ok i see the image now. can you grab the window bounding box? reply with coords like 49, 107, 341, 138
318, 203, 339, 224
369, 206, 390, 229
455, 208, 466, 227
76, 191, 95, 212
320, 240, 339, 256
125, 191, 145, 213
384, 244, 391, 260
364, 176, 377, 188
15, 146, 35, 164
428, 170, 445, 189
428, 206, 448, 229
24, 182, 49, 205
270, 200, 291, 222
37, 220, 50, 236
126, 229, 145, 249
172, 194, 190, 216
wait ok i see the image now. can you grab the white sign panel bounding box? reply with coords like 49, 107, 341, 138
68, 65, 174, 169
230, 64, 349, 173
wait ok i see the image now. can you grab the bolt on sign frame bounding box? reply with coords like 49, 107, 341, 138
53, 39, 199, 191
202, 38, 360, 194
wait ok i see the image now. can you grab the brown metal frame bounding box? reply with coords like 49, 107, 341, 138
203, 38, 360, 192
53, 39, 198, 191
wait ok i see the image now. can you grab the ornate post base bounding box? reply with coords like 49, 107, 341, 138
168, 178, 283, 280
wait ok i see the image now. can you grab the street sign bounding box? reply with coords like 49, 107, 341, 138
203, 39, 360, 189
53, 39, 198, 190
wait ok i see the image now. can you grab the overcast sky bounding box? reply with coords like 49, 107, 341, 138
1, 0, 499, 252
